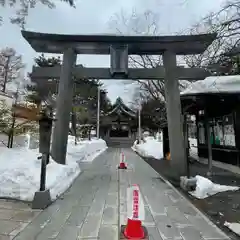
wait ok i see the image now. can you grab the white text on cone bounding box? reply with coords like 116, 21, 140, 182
120, 152, 125, 163
127, 185, 145, 221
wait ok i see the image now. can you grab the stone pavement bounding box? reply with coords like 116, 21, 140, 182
8, 148, 229, 240
0, 199, 41, 239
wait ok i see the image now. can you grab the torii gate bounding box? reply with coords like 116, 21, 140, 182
22, 30, 216, 179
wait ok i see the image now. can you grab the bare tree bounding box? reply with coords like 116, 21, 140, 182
0, 78, 34, 148
0, 47, 25, 93
108, 9, 189, 101
0, 0, 75, 28
183, 0, 240, 72
0, 99, 10, 133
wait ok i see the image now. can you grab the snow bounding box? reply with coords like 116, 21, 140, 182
132, 136, 163, 160
181, 75, 240, 96
67, 137, 107, 163
224, 222, 240, 236
189, 138, 197, 147
156, 132, 163, 141
189, 138, 198, 157
190, 175, 240, 199
0, 137, 107, 202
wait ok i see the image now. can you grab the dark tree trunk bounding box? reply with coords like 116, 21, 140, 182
88, 127, 91, 141
71, 109, 77, 136
7, 115, 15, 148
2, 58, 10, 93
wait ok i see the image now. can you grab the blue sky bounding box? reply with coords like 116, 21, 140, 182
0, 0, 226, 103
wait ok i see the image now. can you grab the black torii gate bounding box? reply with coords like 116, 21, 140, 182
22, 30, 216, 179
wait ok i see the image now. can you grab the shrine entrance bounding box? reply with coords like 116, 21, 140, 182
100, 97, 137, 147
109, 126, 129, 138
23, 30, 216, 179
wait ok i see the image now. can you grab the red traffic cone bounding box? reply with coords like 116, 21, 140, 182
124, 218, 145, 239
118, 152, 127, 169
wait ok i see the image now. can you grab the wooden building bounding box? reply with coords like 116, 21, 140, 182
100, 97, 138, 147
181, 75, 240, 167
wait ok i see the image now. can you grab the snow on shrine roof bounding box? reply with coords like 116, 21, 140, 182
180, 75, 240, 96
105, 97, 136, 117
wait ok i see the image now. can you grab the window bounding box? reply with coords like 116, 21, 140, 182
211, 117, 222, 145
209, 114, 235, 147
188, 115, 197, 139
223, 114, 235, 146
122, 125, 128, 130
198, 122, 205, 144
197, 113, 236, 147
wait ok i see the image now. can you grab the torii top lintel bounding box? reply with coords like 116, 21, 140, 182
21, 30, 216, 55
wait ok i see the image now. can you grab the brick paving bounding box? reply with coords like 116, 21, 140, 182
0, 199, 41, 239
4, 148, 230, 240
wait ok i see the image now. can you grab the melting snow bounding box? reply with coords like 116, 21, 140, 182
190, 175, 239, 199
224, 222, 240, 236
132, 136, 163, 160
0, 137, 107, 201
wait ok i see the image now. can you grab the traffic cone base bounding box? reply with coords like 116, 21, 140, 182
118, 162, 127, 169
123, 219, 145, 239
120, 224, 148, 239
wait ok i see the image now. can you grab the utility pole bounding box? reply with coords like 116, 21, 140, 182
138, 105, 141, 142
97, 86, 100, 138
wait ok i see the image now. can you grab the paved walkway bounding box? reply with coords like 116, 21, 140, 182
0, 200, 41, 239
11, 148, 229, 240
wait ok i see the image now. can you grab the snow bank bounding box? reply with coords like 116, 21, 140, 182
0, 138, 107, 202
67, 138, 107, 163
189, 138, 197, 148
189, 138, 198, 157
190, 175, 239, 199
132, 136, 163, 160
224, 222, 240, 236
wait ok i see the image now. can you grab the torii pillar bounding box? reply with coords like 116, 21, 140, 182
51, 48, 76, 163
163, 51, 186, 176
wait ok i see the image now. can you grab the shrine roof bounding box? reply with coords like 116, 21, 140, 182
21, 30, 216, 55
105, 97, 136, 117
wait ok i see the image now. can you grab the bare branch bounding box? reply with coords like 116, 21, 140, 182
0, 0, 75, 27
183, 0, 240, 71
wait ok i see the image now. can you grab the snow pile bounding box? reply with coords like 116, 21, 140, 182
132, 136, 163, 160
0, 138, 107, 202
224, 222, 240, 236
190, 175, 239, 199
67, 138, 107, 163
189, 138, 197, 148
156, 132, 163, 141
189, 138, 198, 157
